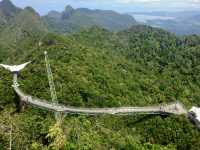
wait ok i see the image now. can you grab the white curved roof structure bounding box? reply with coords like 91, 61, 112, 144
190, 106, 200, 122
0, 61, 31, 72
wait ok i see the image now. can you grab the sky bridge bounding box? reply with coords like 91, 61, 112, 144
13, 74, 187, 116
0, 61, 199, 129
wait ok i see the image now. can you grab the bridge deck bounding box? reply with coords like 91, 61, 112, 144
13, 75, 187, 116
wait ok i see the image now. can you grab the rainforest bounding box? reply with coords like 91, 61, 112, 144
0, 0, 200, 149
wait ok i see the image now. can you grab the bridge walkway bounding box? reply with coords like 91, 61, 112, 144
13, 74, 187, 116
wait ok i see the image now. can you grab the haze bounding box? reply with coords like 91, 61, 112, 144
6, 0, 200, 15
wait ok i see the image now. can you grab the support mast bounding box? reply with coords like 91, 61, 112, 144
44, 51, 60, 120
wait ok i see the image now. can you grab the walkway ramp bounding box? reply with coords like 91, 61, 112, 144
14, 85, 187, 116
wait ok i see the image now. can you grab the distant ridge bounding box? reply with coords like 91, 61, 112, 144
43, 5, 137, 33
0, 0, 137, 35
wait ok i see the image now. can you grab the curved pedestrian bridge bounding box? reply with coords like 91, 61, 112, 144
13, 74, 187, 116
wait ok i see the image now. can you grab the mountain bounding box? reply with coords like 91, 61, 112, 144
3, 6, 46, 35
0, 0, 21, 19
43, 5, 137, 34
0, 6, 47, 62
0, 0, 21, 29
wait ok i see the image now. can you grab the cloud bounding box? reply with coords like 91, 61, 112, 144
190, 0, 200, 3
116, 0, 200, 4
117, 0, 161, 3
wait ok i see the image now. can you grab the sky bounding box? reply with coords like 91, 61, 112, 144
8, 0, 200, 15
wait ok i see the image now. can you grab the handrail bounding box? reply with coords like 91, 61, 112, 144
13, 73, 187, 115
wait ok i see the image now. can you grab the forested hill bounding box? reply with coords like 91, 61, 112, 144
0, 0, 47, 62
42, 5, 137, 34
0, 1, 200, 149
0, 0, 21, 28
0, 0, 136, 60
0, 23, 200, 149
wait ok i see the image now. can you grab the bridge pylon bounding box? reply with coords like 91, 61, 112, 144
44, 51, 61, 121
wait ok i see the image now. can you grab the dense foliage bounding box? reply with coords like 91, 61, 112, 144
0, 0, 200, 149
0, 25, 200, 149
